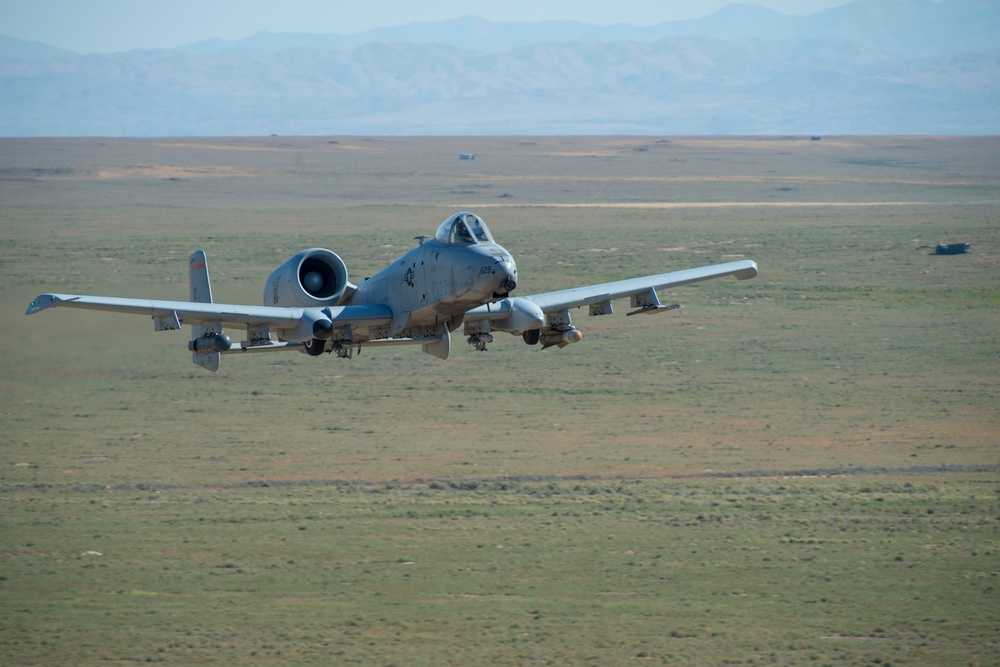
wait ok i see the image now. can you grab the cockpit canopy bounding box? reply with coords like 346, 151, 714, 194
434, 212, 495, 246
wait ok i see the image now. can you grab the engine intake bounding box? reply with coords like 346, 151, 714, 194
265, 248, 353, 307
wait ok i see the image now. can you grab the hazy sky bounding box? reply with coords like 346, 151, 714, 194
2, 0, 859, 53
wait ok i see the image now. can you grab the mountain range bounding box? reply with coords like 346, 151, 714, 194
1, 0, 997, 136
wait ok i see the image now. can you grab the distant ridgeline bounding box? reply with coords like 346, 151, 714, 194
1, 1, 998, 135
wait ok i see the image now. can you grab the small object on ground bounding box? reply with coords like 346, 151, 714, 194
935, 242, 970, 255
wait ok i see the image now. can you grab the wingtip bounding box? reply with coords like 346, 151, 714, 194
25, 294, 60, 315
735, 261, 759, 280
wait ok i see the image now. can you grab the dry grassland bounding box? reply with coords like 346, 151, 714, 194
1, 135, 997, 665
2, 135, 997, 482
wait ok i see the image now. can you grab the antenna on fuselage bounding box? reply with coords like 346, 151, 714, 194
413, 235, 429, 246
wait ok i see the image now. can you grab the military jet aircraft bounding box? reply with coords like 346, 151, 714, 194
25, 212, 758, 372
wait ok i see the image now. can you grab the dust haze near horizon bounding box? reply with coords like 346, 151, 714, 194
3, 0, 859, 53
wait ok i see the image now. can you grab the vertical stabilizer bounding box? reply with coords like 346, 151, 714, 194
189, 250, 222, 372
190, 250, 214, 304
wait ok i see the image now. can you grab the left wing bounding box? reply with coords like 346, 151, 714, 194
465, 259, 757, 347
517, 260, 757, 313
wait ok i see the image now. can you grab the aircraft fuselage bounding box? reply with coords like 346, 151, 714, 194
349, 234, 517, 337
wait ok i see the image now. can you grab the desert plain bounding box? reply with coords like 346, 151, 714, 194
1, 135, 997, 665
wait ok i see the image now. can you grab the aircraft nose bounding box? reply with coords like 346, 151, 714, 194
498, 257, 517, 293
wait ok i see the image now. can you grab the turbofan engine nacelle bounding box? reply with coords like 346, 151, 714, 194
265, 248, 353, 307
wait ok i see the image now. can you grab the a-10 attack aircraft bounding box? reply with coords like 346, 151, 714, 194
25, 212, 758, 372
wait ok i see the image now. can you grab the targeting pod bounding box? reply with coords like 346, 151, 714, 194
539, 329, 583, 349
188, 333, 232, 354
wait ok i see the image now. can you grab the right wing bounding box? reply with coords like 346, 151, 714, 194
26, 246, 393, 372
25, 293, 391, 333
25, 293, 393, 369
26, 248, 401, 372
